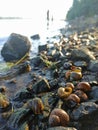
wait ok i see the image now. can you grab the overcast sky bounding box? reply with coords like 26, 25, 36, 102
0, 0, 73, 19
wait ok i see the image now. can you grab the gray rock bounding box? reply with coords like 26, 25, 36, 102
70, 47, 95, 62
38, 44, 49, 53
13, 88, 33, 101
71, 102, 98, 120
88, 60, 98, 72
31, 34, 40, 40
31, 78, 50, 94
89, 87, 98, 99
1, 33, 31, 62
47, 126, 77, 130
7, 108, 31, 129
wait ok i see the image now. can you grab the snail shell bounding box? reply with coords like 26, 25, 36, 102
65, 70, 82, 81
31, 97, 44, 114
70, 71, 82, 81
57, 87, 72, 99
71, 66, 82, 72
65, 93, 80, 108
49, 108, 70, 127
0, 93, 10, 109
66, 82, 75, 89
76, 82, 91, 92
74, 90, 88, 102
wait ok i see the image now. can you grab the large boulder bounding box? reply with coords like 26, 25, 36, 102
1, 33, 31, 62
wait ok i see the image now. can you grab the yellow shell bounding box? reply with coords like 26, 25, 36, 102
57, 87, 73, 99
0, 93, 9, 108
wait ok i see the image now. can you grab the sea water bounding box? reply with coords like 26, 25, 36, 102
0, 18, 67, 72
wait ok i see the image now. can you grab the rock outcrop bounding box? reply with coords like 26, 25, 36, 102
1, 33, 31, 62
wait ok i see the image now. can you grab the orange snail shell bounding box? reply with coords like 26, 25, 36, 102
49, 108, 70, 127
76, 82, 91, 92
57, 87, 73, 99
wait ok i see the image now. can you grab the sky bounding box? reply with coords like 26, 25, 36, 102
0, 0, 73, 19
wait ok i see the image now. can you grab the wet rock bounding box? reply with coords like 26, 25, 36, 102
49, 79, 59, 90
47, 126, 77, 130
88, 60, 98, 72
78, 109, 98, 130
30, 78, 50, 94
71, 102, 98, 120
74, 61, 87, 69
31, 34, 40, 40
13, 88, 33, 101
18, 122, 29, 130
0, 61, 31, 80
38, 44, 49, 53
89, 86, 98, 99
70, 47, 96, 62
82, 73, 97, 83
1, 33, 31, 62
31, 56, 42, 67
7, 108, 32, 129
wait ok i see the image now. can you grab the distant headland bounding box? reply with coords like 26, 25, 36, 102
0, 17, 22, 19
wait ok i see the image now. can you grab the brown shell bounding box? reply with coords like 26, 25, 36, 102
49, 115, 60, 127
66, 93, 80, 103
49, 108, 70, 127
31, 97, 44, 114
76, 82, 91, 92
74, 90, 88, 102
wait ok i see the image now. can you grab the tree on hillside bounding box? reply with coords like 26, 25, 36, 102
66, 0, 98, 20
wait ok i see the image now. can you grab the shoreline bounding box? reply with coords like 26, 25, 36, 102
0, 15, 98, 129
0, 22, 98, 129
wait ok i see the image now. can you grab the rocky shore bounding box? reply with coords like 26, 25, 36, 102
0, 24, 98, 130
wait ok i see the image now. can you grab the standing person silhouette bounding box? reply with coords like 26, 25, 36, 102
47, 10, 50, 30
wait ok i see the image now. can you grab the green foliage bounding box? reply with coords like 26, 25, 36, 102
66, 0, 98, 20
